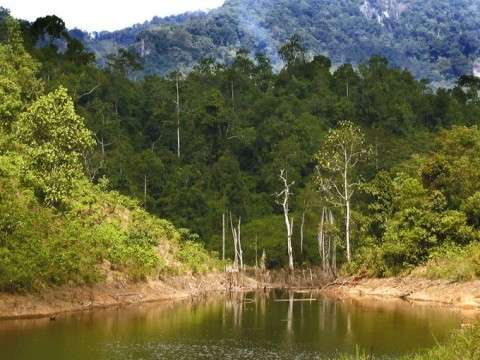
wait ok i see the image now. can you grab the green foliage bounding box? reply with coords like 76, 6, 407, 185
352, 128, 480, 277
0, 18, 42, 127
409, 323, 480, 360
80, 0, 480, 85
0, 29, 218, 292
0, 154, 102, 290
278, 34, 306, 67
15, 87, 95, 205
339, 323, 480, 359
425, 243, 480, 281
4, 12, 480, 279
176, 241, 220, 274
315, 120, 372, 207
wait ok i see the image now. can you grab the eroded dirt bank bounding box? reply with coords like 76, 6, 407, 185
4, 271, 480, 321
323, 276, 480, 311
0, 272, 258, 320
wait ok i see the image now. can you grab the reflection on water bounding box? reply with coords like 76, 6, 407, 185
0, 290, 475, 360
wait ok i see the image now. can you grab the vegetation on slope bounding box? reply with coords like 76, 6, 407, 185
0, 18, 219, 292
2, 9, 480, 282
75, 0, 480, 84
348, 126, 480, 277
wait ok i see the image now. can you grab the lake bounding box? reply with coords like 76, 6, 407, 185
0, 290, 470, 359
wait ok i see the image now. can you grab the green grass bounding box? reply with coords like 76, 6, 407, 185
336, 323, 480, 359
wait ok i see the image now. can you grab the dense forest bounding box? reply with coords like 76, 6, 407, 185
2, 7, 480, 291
0, 14, 219, 292
77, 0, 480, 85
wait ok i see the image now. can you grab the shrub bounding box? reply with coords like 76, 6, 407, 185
425, 243, 480, 281
176, 241, 220, 274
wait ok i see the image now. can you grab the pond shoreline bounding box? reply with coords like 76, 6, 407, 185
0, 272, 258, 321
2, 272, 480, 321
322, 276, 480, 312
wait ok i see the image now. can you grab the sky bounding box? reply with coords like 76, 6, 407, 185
2, 0, 225, 32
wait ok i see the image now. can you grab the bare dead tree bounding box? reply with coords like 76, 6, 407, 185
318, 207, 326, 272
255, 234, 258, 269
238, 216, 243, 270
300, 199, 309, 255
77, 84, 100, 101
318, 207, 337, 275
229, 212, 243, 270
275, 170, 295, 272
96, 135, 112, 160
222, 213, 226, 261
175, 73, 181, 158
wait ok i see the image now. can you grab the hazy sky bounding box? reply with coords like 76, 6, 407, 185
2, 0, 225, 32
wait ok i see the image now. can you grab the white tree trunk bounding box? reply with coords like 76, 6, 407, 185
255, 235, 258, 269
287, 217, 294, 272
300, 210, 306, 255
238, 217, 244, 270
277, 170, 295, 273
330, 210, 337, 274
345, 199, 351, 262
319, 208, 326, 272
230, 213, 239, 270
222, 213, 226, 261
176, 75, 181, 158
344, 149, 351, 262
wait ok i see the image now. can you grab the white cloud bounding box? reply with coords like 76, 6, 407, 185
2, 0, 225, 32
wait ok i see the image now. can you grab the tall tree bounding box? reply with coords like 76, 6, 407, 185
315, 121, 371, 262
15, 87, 95, 205
276, 170, 295, 272
278, 34, 306, 68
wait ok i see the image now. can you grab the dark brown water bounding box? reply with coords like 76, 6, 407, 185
0, 290, 468, 359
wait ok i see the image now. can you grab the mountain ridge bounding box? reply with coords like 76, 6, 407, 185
73, 0, 480, 84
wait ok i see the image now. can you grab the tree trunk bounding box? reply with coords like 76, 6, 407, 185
255, 235, 258, 269
237, 217, 243, 270
330, 210, 337, 274
100, 137, 105, 159
345, 199, 351, 262
344, 150, 351, 262
286, 217, 294, 272
230, 213, 239, 270
231, 80, 235, 112
143, 174, 147, 209
278, 170, 295, 272
319, 208, 326, 272
222, 213, 226, 261
300, 209, 306, 255
176, 75, 181, 158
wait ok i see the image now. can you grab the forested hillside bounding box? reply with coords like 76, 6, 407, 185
0, 16, 219, 292
5, 7, 480, 281
76, 0, 480, 85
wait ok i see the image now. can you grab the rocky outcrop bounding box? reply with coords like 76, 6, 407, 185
473, 58, 480, 78
359, 0, 409, 24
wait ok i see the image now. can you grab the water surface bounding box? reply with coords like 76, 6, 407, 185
0, 290, 469, 359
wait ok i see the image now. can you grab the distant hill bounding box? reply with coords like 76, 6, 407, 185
74, 0, 480, 85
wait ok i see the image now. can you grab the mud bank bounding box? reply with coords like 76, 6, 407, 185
0, 272, 258, 321
323, 276, 480, 311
